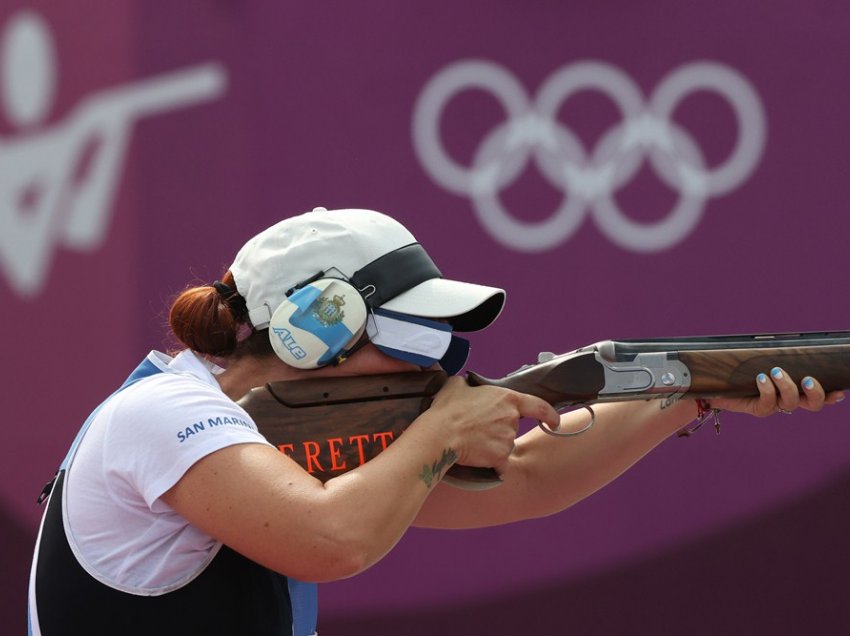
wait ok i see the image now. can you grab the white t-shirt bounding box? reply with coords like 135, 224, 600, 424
63, 350, 273, 595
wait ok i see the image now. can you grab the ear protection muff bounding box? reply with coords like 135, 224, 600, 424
266, 244, 444, 369
268, 277, 368, 369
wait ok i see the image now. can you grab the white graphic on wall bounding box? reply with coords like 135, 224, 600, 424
0, 10, 227, 297
413, 59, 766, 253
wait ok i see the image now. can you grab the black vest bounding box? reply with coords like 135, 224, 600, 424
32, 469, 294, 635
28, 354, 311, 635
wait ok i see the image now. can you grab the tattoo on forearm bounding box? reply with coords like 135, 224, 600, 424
660, 394, 682, 410
419, 448, 458, 488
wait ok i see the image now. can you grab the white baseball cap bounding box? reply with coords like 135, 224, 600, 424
230, 207, 505, 332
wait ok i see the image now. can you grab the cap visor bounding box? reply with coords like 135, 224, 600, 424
379, 278, 505, 332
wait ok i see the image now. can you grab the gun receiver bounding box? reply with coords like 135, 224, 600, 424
240, 331, 850, 490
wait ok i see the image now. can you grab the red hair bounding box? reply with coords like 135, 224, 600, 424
168, 271, 242, 356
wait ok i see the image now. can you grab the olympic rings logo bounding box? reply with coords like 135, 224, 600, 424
412, 60, 766, 252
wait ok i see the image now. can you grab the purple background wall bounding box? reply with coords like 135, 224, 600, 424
4, 1, 850, 633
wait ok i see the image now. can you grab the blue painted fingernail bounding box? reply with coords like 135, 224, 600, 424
803, 377, 814, 390
771, 367, 783, 380
757, 373, 768, 384
838, 393, 846, 402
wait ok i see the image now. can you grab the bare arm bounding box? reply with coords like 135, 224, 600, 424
160, 376, 555, 582
415, 368, 842, 529
161, 422, 445, 583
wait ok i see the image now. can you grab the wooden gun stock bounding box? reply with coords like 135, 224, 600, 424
239, 330, 850, 490
237, 371, 499, 489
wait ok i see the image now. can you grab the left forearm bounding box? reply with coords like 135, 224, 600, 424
503, 397, 697, 520
417, 397, 698, 528
417, 364, 832, 530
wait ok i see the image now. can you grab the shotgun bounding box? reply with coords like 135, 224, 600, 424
237, 330, 850, 489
